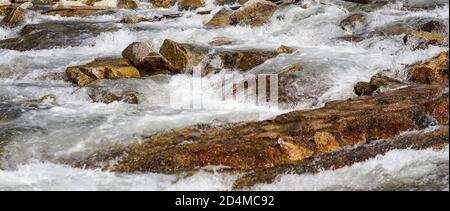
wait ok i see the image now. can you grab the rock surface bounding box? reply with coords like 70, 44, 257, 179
87, 84, 449, 173
205, 0, 278, 27
66, 58, 140, 86
151, 0, 176, 8
403, 30, 448, 49
159, 39, 210, 72
233, 125, 449, 189
0, 6, 26, 28
354, 74, 406, 96
178, 0, 205, 10
409, 51, 449, 84
122, 42, 176, 74
117, 0, 138, 9
89, 89, 139, 104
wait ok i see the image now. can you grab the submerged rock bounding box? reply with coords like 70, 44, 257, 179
339, 13, 368, 32
217, 45, 295, 71
0, 21, 118, 51
88, 89, 139, 104
66, 58, 140, 86
409, 51, 449, 84
92, 84, 448, 174
233, 126, 449, 189
122, 42, 175, 74
205, 0, 278, 28
417, 20, 448, 34
178, 0, 205, 10
208, 37, 234, 46
403, 30, 448, 50
120, 15, 146, 24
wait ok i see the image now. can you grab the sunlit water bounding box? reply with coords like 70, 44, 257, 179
0, 0, 448, 190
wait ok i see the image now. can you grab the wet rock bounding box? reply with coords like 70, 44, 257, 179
117, 0, 138, 10
0, 21, 118, 51
178, 0, 205, 10
42, 8, 105, 17
232, 0, 278, 27
88, 89, 139, 104
205, 0, 278, 28
122, 42, 175, 74
159, 39, 210, 72
205, 8, 234, 28
98, 84, 448, 174
339, 13, 368, 32
0, 6, 26, 28
208, 37, 234, 46
403, 30, 448, 50
409, 51, 449, 84
0, 5, 13, 16
277, 63, 303, 76
214, 0, 237, 5
217, 45, 295, 71
66, 58, 140, 86
354, 74, 406, 96
417, 20, 448, 34
233, 125, 449, 189
151, 0, 176, 8
120, 15, 145, 24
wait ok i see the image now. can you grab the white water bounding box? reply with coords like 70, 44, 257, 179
0, 0, 449, 190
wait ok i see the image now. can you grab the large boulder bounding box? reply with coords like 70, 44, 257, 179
0, 6, 26, 28
416, 20, 448, 34
232, 0, 278, 27
409, 51, 449, 84
403, 30, 448, 50
159, 39, 210, 72
122, 42, 175, 74
178, 0, 205, 10
101, 84, 448, 174
205, 0, 279, 28
151, 0, 176, 8
66, 58, 140, 86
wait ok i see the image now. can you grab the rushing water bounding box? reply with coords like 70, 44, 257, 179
0, 0, 449, 190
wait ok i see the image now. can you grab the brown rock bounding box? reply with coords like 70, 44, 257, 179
0, 7, 26, 28
0, 5, 14, 17
99, 84, 449, 173
409, 51, 449, 84
42, 8, 103, 17
205, 8, 234, 28
122, 42, 176, 74
159, 39, 210, 72
178, 0, 205, 10
217, 45, 295, 71
277, 63, 303, 75
66, 58, 140, 86
233, 125, 449, 189
214, 0, 237, 5
117, 0, 138, 10
354, 74, 405, 96
417, 20, 448, 34
233, 0, 278, 27
151, 0, 176, 8
120, 15, 145, 24
403, 30, 448, 50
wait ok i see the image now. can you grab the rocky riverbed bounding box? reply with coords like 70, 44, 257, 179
0, 0, 448, 190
